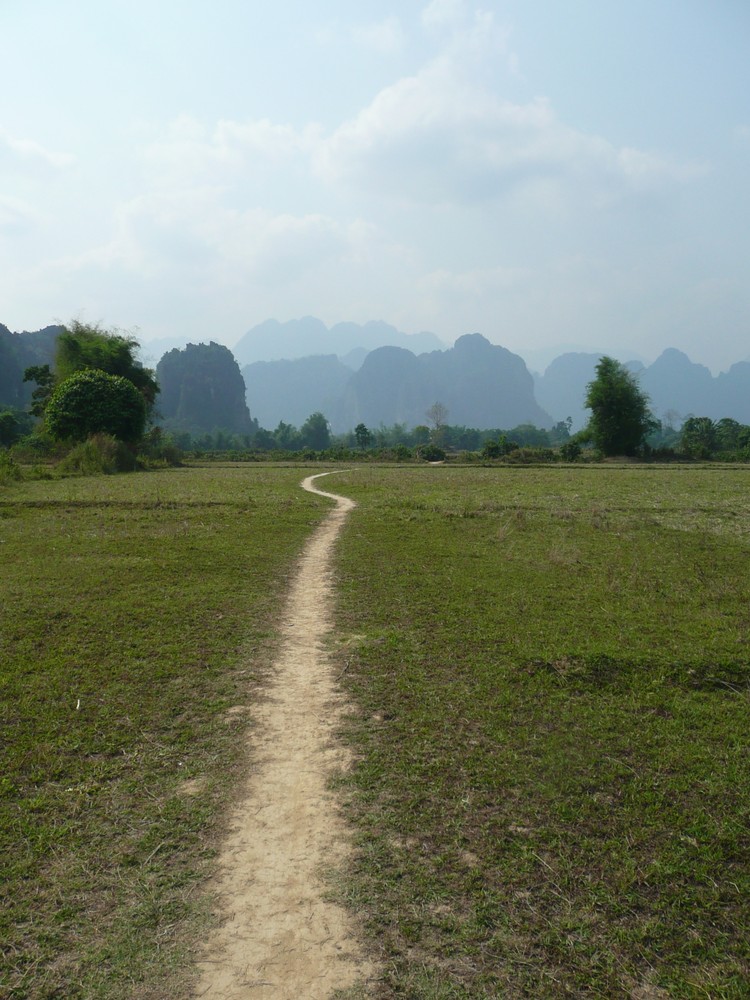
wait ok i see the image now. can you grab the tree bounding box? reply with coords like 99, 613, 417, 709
715, 418, 743, 452
481, 435, 515, 459
56, 321, 158, 408
45, 369, 147, 444
0, 411, 20, 447
274, 421, 300, 450
299, 412, 330, 451
426, 402, 448, 441
584, 357, 655, 456
23, 364, 56, 417
680, 416, 717, 459
354, 423, 372, 450
253, 428, 277, 450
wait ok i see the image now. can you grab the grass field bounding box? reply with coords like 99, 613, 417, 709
3, 463, 749, 999
0, 464, 329, 999
329, 465, 750, 999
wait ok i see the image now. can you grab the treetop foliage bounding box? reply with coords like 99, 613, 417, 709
45, 369, 147, 444
585, 356, 655, 457
56, 321, 158, 407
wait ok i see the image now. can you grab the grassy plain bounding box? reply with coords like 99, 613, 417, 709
330, 465, 750, 999
0, 464, 328, 999
3, 462, 750, 999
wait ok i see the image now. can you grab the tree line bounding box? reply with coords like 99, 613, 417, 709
2, 327, 750, 468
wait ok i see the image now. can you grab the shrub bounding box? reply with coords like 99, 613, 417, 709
10, 432, 59, 459
46, 369, 147, 444
560, 440, 582, 462
505, 447, 557, 464
56, 434, 139, 476
0, 450, 22, 483
416, 444, 446, 462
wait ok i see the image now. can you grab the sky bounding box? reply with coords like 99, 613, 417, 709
1, 0, 749, 372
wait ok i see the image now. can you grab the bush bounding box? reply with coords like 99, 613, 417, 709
56, 434, 139, 476
0, 411, 21, 448
416, 444, 446, 462
0, 450, 22, 483
505, 447, 557, 464
560, 440, 582, 462
10, 432, 59, 459
46, 369, 147, 444
138, 428, 184, 468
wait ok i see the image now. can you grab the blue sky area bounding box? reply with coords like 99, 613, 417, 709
1, 0, 748, 371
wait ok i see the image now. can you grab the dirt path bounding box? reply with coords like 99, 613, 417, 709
195, 473, 372, 999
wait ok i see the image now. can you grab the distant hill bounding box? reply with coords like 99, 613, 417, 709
156, 342, 255, 436
0, 324, 62, 410
242, 333, 552, 433
535, 348, 750, 430
6, 320, 750, 437
232, 316, 444, 367
241, 355, 352, 429
332, 334, 553, 432
534, 353, 602, 430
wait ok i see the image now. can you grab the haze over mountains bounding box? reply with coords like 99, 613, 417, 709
242, 334, 551, 433
535, 348, 750, 430
3, 318, 750, 434
233, 317, 444, 368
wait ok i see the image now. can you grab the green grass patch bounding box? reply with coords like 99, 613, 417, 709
0, 463, 331, 998
331, 465, 750, 998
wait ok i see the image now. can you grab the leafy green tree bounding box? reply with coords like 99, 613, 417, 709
715, 418, 743, 452
253, 428, 277, 450
560, 439, 582, 461
680, 416, 717, 459
354, 423, 372, 449
45, 369, 147, 444
273, 421, 300, 450
549, 418, 572, 444
23, 364, 56, 416
0, 411, 20, 447
507, 423, 551, 447
584, 357, 655, 456
56, 321, 158, 408
481, 435, 516, 459
299, 412, 331, 451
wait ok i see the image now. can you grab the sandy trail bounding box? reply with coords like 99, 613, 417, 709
195, 473, 372, 999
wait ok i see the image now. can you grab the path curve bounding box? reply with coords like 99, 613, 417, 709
195, 472, 371, 999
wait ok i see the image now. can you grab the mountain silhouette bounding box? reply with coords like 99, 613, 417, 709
244, 334, 552, 433
232, 316, 444, 366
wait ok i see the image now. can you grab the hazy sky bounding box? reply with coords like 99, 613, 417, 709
2, 0, 748, 371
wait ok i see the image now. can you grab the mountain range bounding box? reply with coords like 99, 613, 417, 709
242, 334, 552, 433
3, 319, 750, 434
535, 348, 750, 430
232, 316, 444, 368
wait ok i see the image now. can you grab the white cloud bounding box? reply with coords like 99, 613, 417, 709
0, 196, 41, 234
140, 114, 321, 196
421, 0, 466, 30
313, 57, 700, 208
0, 129, 75, 169
351, 17, 405, 56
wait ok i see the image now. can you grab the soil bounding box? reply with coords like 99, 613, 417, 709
194, 473, 373, 999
